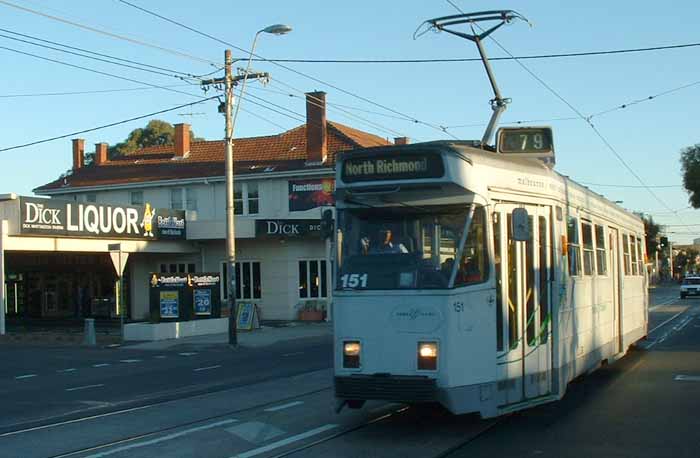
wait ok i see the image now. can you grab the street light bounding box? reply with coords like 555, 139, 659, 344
225, 24, 292, 346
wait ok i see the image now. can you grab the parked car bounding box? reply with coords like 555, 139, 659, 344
680, 276, 700, 298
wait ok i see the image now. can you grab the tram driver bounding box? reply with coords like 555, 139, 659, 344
362, 229, 409, 254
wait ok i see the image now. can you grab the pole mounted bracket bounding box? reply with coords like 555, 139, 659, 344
415, 10, 529, 146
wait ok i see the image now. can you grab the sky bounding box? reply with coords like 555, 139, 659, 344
1, 0, 699, 243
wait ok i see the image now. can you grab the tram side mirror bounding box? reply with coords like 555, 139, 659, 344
320, 209, 334, 239
512, 208, 531, 241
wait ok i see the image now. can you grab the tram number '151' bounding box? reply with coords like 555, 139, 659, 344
340, 273, 368, 288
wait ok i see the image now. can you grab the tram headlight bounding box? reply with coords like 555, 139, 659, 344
417, 342, 438, 370
343, 341, 361, 368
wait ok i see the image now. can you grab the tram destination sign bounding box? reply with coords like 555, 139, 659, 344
341, 152, 444, 183
18, 196, 186, 240
496, 127, 554, 157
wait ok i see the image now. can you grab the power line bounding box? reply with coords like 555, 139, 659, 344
444, 1, 683, 221
0, 27, 201, 80
0, 0, 219, 67
0, 97, 217, 152
0, 84, 194, 98
242, 41, 700, 64
0, 31, 199, 82
115, 0, 458, 140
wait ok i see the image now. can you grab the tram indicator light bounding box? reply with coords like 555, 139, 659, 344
496, 127, 554, 157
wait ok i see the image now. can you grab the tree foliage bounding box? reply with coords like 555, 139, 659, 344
680, 143, 700, 208
641, 214, 663, 256
102, 120, 202, 160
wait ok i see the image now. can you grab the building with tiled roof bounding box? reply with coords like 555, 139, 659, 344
21, 91, 408, 327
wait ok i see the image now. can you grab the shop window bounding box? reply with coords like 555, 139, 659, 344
221, 261, 262, 300
170, 187, 197, 210
581, 222, 594, 276
159, 263, 196, 274
234, 182, 260, 215
130, 191, 144, 206
299, 260, 328, 299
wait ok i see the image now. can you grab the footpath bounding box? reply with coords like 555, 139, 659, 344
0, 321, 332, 349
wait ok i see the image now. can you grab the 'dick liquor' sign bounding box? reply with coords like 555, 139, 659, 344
19, 197, 186, 240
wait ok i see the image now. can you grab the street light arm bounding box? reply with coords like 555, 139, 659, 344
230, 31, 262, 139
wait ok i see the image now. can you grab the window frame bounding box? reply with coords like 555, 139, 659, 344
220, 260, 262, 301
158, 262, 196, 274
170, 187, 197, 211
233, 182, 260, 216
636, 237, 644, 276
630, 235, 639, 275
567, 216, 582, 277
130, 190, 144, 206
622, 234, 631, 276
594, 224, 608, 276
581, 221, 594, 276
298, 259, 328, 299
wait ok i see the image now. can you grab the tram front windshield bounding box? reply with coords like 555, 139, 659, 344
337, 204, 487, 290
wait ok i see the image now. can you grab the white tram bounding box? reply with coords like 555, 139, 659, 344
332, 138, 648, 418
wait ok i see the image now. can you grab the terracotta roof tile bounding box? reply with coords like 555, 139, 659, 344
35, 121, 393, 192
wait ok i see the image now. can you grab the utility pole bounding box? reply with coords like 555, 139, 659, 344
202, 51, 269, 346
669, 240, 674, 281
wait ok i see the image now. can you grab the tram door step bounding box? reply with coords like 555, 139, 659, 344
497, 394, 559, 415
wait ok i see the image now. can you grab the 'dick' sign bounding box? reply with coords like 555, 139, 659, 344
19, 197, 186, 240
255, 219, 321, 238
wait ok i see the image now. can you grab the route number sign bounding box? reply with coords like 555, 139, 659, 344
496, 127, 554, 157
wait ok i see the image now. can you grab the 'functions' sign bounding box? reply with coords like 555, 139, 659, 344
255, 219, 321, 238
341, 152, 444, 183
288, 179, 335, 212
19, 197, 186, 240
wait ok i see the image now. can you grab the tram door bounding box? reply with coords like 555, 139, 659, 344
496, 204, 552, 404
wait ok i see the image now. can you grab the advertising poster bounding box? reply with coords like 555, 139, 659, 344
236, 303, 254, 330
159, 290, 179, 318
288, 179, 335, 212
194, 289, 212, 316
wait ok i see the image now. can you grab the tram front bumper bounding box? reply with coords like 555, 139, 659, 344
335, 374, 437, 402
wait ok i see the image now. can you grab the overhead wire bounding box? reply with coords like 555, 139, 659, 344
0, 31, 200, 82
0, 0, 220, 68
0, 84, 194, 98
0, 27, 202, 80
115, 0, 459, 140
445, 1, 685, 221
0, 97, 218, 152
579, 181, 682, 189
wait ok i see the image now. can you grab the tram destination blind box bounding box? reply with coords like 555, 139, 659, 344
148, 273, 221, 322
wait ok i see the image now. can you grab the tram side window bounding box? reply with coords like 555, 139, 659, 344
622, 234, 631, 275
637, 238, 644, 276
567, 217, 581, 276
630, 235, 639, 275
581, 222, 594, 276
595, 225, 607, 275
455, 208, 488, 286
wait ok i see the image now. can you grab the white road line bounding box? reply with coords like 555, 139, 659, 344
65, 384, 104, 392
92, 363, 110, 368
649, 309, 687, 335
263, 401, 304, 412
83, 418, 237, 458
193, 365, 222, 372
649, 297, 678, 311
57, 368, 77, 373
674, 316, 694, 332
119, 359, 142, 363
179, 352, 197, 356
230, 424, 339, 458
154, 355, 167, 359
283, 352, 305, 357
14, 374, 37, 380
675, 374, 700, 382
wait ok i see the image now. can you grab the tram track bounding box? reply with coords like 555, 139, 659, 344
33, 386, 334, 458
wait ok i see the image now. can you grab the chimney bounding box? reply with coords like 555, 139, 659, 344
305, 91, 327, 164
95, 143, 108, 165
174, 123, 190, 158
72, 138, 84, 170
394, 137, 410, 145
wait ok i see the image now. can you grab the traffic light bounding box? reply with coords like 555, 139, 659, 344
659, 236, 668, 249
320, 208, 334, 239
